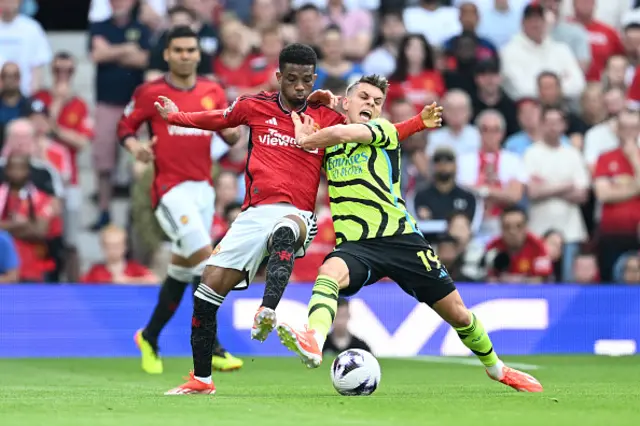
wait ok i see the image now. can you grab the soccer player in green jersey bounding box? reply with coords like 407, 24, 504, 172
276, 75, 543, 393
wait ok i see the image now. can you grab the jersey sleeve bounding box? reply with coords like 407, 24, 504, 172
593, 154, 610, 179
364, 118, 399, 150
117, 85, 153, 143
166, 95, 250, 130
531, 242, 553, 277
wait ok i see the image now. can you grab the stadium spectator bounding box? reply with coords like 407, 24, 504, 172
313, 25, 364, 90
402, 0, 460, 48
560, 0, 629, 30
500, 4, 585, 102
470, 58, 519, 137
536, 72, 588, 148
323, 298, 372, 355
414, 147, 478, 239
573, 252, 600, 283
0, 62, 31, 147
361, 10, 405, 77
476, 0, 524, 49
583, 87, 628, 171
0, 152, 59, 282
89, 0, 151, 231
248, 0, 279, 42
386, 34, 445, 114
443, 3, 498, 63
617, 253, 640, 283
211, 171, 239, 244
543, 229, 565, 281
245, 26, 283, 92
294, 4, 325, 55
524, 105, 590, 280
446, 212, 485, 281
426, 90, 479, 157
0, 229, 19, 283
580, 83, 606, 129
485, 206, 552, 283
593, 109, 640, 282
325, 0, 374, 60
81, 224, 158, 284
541, 0, 592, 73
26, 101, 71, 183
457, 109, 526, 243
602, 55, 630, 90
146, 5, 216, 81
89, 0, 168, 30
0, 0, 52, 95
504, 98, 550, 156
436, 233, 474, 282
212, 201, 242, 247
212, 19, 252, 101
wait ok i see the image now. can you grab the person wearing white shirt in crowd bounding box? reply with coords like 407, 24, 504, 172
427, 89, 481, 158
90, 0, 169, 31
524, 105, 590, 281
583, 86, 629, 172
500, 4, 586, 101
457, 109, 527, 243
403, 0, 461, 48
477, 0, 529, 48
0, 0, 52, 96
362, 10, 406, 77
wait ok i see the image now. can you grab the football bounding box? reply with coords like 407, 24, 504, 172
330, 349, 381, 396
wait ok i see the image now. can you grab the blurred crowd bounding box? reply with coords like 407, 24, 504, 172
1, 0, 640, 285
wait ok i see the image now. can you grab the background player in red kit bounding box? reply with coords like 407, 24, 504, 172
155, 43, 438, 395
116, 26, 242, 375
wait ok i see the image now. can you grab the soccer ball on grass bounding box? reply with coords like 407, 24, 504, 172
330, 349, 381, 396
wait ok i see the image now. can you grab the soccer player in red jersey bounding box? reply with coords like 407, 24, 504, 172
156, 43, 436, 395
116, 26, 243, 375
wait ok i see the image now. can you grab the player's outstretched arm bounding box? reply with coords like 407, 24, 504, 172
154, 96, 238, 131
292, 111, 370, 149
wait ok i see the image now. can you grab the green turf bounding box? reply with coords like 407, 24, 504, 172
1, 356, 639, 426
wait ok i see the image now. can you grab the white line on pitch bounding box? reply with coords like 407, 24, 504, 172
402, 356, 541, 370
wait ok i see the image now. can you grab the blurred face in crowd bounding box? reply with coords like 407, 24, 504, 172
442, 92, 471, 129
30, 111, 51, 137
501, 210, 528, 250
616, 110, 640, 143
0, 0, 20, 20
604, 87, 625, 117
448, 214, 471, 248
277, 63, 316, 108
389, 100, 414, 122
52, 55, 75, 84
574, 255, 598, 284
216, 172, 238, 207
332, 302, 350, 336
321, 28, 344, 64
381, 13, 405, 45
478, 113, 505, 152
459, 3, 479, 32
623, 256, 640, 284
1, 62, 21, 95
544, 231, 563, 262
181, 0, 214, 21
540, 0, 559, 15
605, 55, 628, 89
343, 82, 385, 124
405, 36, 427, 69
538, 74, 562, 104
101, 226, 128, 264
573, 0, 595, 20
581, 84, 604, 120
110, 0, 135, 18
261, 29, 284, 61
5, 119, 36, 156
541, 109, 567, 143
437, 240, 458, 268
252, 0, 277, 27
623, 26, 640, 59
164, 36, 201, 78
296, 8, 322, 43
220, 20, 246, 54
169, 10, 194, 28
517, 100, 542, 132
475, 70, 501, 95
5, 153, 30, 188
432, 150, 456, 183
523, 15, 545, 44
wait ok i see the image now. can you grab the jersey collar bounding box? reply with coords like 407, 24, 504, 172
277, 92, 307, 115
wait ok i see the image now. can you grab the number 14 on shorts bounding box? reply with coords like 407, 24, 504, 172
417, 249, 441, 271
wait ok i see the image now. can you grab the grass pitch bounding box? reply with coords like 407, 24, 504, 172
1, 356, 639, 426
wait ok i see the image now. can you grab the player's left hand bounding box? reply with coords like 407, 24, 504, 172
154, 96, 179, 120
291, 111, 317, 148
308, 90, 341, 110
420, 102, 444, 129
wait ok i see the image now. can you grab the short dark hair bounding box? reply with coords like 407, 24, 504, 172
541, 104, 567, 121
446, 211, 470, 226
54, 51, 73, 61
296, 3, 320, 15
278, 43, 317, 71
537, 71, 560, 86
165, 25, 199, 48
168, 5, 196, 20
347, 74, 390, 96
323, 23, 341, 36
501, 205, 528, 222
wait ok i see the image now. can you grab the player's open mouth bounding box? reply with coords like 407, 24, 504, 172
359, 110, 372, 121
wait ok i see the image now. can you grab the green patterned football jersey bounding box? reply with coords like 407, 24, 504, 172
324, 118, 421, 245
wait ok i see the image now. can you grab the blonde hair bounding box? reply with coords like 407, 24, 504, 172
100, 224, 127, 242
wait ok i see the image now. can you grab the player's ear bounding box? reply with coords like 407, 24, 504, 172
276, 71, 282, 85
163, 48, 169, 63
342, 95, 349, 111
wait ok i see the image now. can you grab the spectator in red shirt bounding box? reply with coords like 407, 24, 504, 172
212, 19, 252, 101
211, 171, 239, 243
81, 224, 158, 285
571, 0, 625, 82
387, 34, 445, 113
0, 153, 58, 282
485, 206, 553, 283
593, 109, 640, 282
245, 26, 283, 92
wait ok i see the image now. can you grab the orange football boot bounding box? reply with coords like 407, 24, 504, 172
164, 372, 216, 395
276, 323, 322, 368
488, 366, 543, 392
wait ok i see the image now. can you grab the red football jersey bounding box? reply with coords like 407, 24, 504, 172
117, 76, 228, 207
571, 20, 625, 82
486, 232, 552, 278
80, 261, 154, 284
593, 148, 640, 235
32, 90, 93, 185
166, 92, 346, 212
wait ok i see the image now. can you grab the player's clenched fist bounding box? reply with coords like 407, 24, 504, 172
291, 111, 317, 149
420, 102, 444, 128
155, 96, 179, 120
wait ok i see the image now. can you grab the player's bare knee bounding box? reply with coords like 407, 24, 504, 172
318, 257, 350, 289
201, 266, 244, 296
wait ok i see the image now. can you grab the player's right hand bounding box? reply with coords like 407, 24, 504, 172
154, 96, 179, 120
291, 111, 316, 142
307, 90, 341, 110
